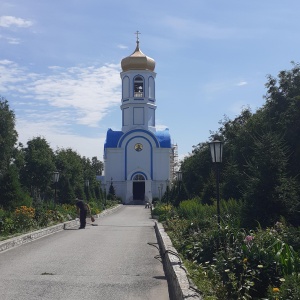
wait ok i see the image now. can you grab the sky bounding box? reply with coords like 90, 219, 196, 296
1, 1, 299, 163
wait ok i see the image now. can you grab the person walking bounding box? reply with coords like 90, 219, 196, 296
75, 198, 92, 229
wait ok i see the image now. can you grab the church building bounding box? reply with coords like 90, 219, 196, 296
103, 34, 173, 204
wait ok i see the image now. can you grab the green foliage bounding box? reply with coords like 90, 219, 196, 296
91, 156, 103, 175
0, 97, 18, 173
241, 131, 299, 228
0, 200, 106, 238
107, 181, 116, 200
152, 203, 172, 222
267, 273, 300, 300
55, 148, 83, 201
181, 143, 211, 198
177, 198, 215, 221
0, 165, 26, 209
88, 201, 101, 215
180, 63, 300, 228
165, 199, 300, 299
20, 137, 56, 201
58, 177, 76, 204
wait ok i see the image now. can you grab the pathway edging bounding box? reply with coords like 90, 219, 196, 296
154, 221, 202, 300
0, 204, 123, 253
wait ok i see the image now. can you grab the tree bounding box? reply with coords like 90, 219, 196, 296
108, 179, 116, 200
91, 156, 103, 175
0, 165, 27, 209
20, 137, 56, 201
264, 62, 300, 179
55, 148, 84, 203
0, 97, 18, 174
58, 176, 76, 204
180, 63, 300, 228
180, 142, 211, 198
241, 131, 299, 227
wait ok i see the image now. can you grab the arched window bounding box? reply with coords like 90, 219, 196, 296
134, 76, 144, 98
133, 174, 145, 181
122, 76, 130, 98
148, 76, 155, 99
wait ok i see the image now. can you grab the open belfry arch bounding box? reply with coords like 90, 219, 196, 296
102, 32, 174, 204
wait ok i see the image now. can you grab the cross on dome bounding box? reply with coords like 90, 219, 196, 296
134, 30, 141, 43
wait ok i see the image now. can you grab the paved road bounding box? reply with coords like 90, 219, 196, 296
0, 206, 169, 300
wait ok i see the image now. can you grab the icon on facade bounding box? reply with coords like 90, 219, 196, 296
134, 143, 143, 152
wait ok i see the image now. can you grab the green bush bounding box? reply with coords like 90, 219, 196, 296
268, 273, 300, 300
165, 199, 300, 299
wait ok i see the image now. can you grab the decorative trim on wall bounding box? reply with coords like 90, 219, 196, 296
124, 135, 153, 180
118, 129, 160, 148
130, 171, 148, 180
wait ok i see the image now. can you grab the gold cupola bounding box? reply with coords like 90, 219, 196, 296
121, 35, 155, 72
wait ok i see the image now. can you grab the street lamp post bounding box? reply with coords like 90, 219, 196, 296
85, 179, 89, 202
166, 179, 169, 206
52, 171, 60, 204
209, 138, 224, 226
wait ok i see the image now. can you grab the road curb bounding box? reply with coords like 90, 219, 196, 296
154, 221, 202, 300
0, 204, 123, 253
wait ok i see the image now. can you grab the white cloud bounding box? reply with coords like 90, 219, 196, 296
16, 118, 106, 159
7, 37, 20, 44
237, 81, 248, 86
1, 60, 123, 158
0, 60, 121, 127
0, 35, 20, 44
0, 59, 13, 65
0, 16, 33, 28
0, 60, 37, 92
117, 44, 128, 49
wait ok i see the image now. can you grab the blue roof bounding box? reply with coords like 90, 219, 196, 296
104, 128, 171, 149
104, 129, 123, 149
155, 128, 171, 148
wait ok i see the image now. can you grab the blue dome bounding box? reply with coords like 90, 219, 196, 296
155, 129, 171, 148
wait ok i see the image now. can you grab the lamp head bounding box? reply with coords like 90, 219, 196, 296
209, 139, 223, 163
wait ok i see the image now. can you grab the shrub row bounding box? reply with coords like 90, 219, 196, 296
153, 199, 300, 299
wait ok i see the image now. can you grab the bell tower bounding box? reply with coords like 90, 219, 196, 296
103, 32, 172, 204
120, 31, 157, 133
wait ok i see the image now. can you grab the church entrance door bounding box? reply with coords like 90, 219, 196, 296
132, 174, 145, 200
133, 182, 145, 200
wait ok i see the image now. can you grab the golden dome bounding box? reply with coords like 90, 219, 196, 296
121, 41, 155, 72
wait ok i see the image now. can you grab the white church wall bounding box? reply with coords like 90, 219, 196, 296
122, 107, 130, 126
105, 149, 124, 182
133, 107, 144, 125
147, 107, 155, 127
125, 136, 152, 180
153, 149, 171, 180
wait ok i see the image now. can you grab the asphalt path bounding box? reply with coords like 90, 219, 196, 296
0, 206, 170, 300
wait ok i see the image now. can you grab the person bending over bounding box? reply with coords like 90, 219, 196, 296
75, 199, 91, 229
